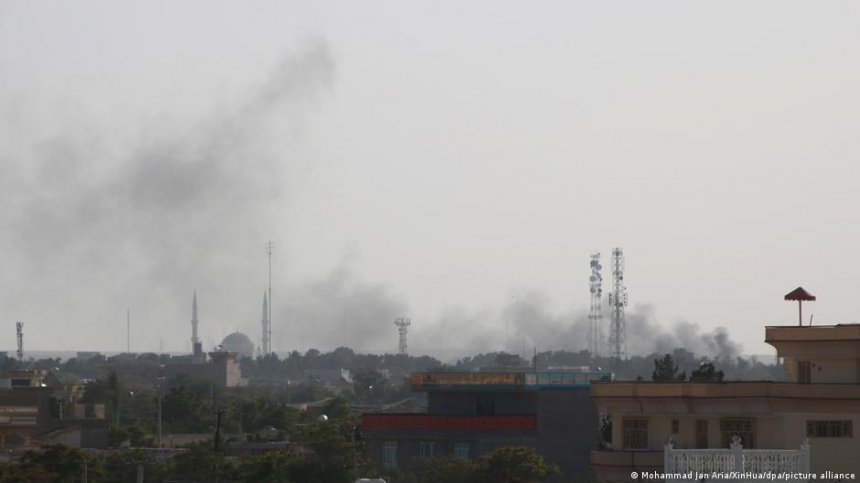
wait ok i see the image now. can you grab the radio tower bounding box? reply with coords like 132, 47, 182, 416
395, 317, 411, 355
264, 241, 274, 356
15, 322, 23, 362
587, 252, 604, 358
607, 247, 628, 362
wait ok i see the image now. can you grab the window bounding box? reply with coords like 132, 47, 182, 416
672, 419, 679, 434
721, 419, 754, 449
419, 441, 435, 458
382, 442, 397, 468
807, 420, 853, 438
476, 396, 495, 415
454, 442, 470, 459
695, 420, 708, 449
797, 361, 811, 384
622, 418, 649, 450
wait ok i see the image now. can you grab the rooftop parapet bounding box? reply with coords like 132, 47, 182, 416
411, 370, 613, 391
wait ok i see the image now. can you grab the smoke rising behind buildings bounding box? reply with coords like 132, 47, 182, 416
3, 4, 858, 357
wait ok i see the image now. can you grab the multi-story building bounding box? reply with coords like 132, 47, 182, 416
590, 324, 860, 482
361, 369, 612, 479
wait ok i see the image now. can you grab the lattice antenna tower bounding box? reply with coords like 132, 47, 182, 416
264, 241, 274, 356
607, 247, 628, 361
394, 317, 411, 355
587, 252, 604, 358
15, 322, 23, 362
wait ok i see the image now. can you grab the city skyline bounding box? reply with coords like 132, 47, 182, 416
2, 2, 858, 357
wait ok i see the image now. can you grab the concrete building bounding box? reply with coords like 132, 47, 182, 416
590, 324, 860, 482
361, 369, 612, 479
165, 349, 246, 387
0, 371, 109, 457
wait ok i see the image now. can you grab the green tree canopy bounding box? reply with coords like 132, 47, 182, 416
690, 362, 725, 382
474, 446, 560, 483
652, 354, 686, 382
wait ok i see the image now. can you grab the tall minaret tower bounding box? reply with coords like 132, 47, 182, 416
191, 290, 204, 363
261, 291, 270, 356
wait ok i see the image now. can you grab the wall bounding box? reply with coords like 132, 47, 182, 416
536, 389, 598, 478
782, 412, 860, 474
428, 391, 536, 415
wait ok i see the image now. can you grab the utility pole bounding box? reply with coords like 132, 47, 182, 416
127, 309, 130, 354
264, 240, 274, 356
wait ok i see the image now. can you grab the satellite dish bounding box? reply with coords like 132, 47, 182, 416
318, 415, 328, 422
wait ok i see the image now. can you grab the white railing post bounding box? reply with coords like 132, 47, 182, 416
730, 436, 744, 473
800, 438, 810, 473
664, 437, 674, 474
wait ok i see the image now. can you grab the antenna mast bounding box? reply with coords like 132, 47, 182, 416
264, 241, 274, 356
16, 322, 23, 362
587, 252, 604, 358
394, 317, 411, 355
607, 247, 628, 362
127, 309, 130, 353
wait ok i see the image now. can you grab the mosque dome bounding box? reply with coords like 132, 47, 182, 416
220, 332, 255, 358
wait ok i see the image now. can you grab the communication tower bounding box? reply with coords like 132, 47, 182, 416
394, 317, 411, 355
16, 322, 23, 362
607, 247, 628, 361
587, 252, 604, 358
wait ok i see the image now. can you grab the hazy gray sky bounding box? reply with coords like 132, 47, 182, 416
2, 2, 858, 359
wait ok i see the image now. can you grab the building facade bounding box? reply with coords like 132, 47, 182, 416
590, 324, 860, 482
361, 370, 612, 479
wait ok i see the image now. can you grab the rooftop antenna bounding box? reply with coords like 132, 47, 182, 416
395, 317, 411, 355
607, 247, 628, 362
16, 322, 23, 362
264, 241, 274, 356
587, 252, 604, 358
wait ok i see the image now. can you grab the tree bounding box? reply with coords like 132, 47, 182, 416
493, 352, 525, 368
473, 446, 560, 483
352, 369, 389, 403
652, 354, 686, 382
410, 454, 476, 483
13, 444, 102, 483
690, 362, 725, 382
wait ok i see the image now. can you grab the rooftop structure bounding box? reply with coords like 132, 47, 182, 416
590, 309, 860, 482
361, 367, 613, 479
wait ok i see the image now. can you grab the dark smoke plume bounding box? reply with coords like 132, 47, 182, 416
0, 40, 334, 351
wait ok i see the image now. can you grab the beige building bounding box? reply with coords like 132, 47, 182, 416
590, 324, 860, 482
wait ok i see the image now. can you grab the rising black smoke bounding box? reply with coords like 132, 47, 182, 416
0, 40, 334, 351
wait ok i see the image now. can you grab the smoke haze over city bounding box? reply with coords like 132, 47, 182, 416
2, 2, 859, 359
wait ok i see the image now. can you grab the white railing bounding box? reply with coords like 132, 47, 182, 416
664, 436, 810, 478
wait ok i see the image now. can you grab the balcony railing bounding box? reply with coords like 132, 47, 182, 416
361, 414, 536, 431
664, 437, 810, 476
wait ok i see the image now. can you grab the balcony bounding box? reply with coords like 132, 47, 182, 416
361, 413, 536, 431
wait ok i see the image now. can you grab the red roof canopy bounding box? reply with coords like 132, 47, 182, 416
784, 287, 816, 301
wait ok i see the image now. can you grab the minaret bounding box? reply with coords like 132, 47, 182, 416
261, 291, 270, 356
191, 290, 203, 363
